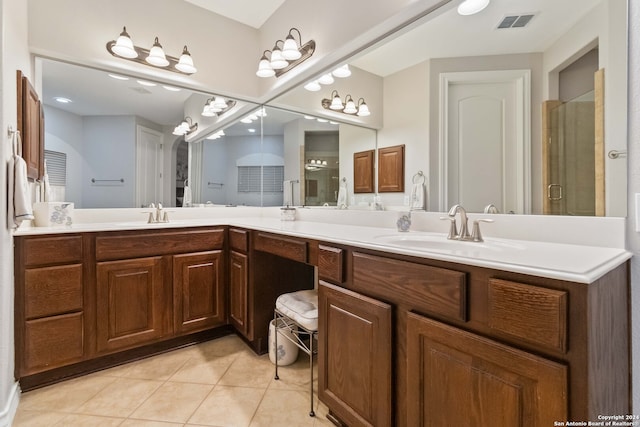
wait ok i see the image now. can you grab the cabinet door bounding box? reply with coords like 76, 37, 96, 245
318, 282, 392, 427
17, 71, 44, 180
229, 250, 249, 337
96, 257, 165, 353
173, 251, 225, 334
407, 312, 568, 427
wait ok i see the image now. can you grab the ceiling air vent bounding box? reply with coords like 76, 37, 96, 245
128, 86, 152, 95
497, 14, 535, 29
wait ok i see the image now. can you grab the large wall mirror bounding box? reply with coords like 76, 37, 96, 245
270, 0, 627, 216
40, 58, 376, 209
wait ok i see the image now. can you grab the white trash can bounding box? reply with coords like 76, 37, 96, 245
269, 318, 299, 365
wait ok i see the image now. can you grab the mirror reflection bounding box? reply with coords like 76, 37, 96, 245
270, 0, 627, 216
187, 106, 377, 208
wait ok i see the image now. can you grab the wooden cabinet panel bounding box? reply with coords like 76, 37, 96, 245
254, 232, 307, 263
319, 281, 392, 427
17, 70, 44, 180
318, 245, 344, 284
96, 257, 165, 353
25, 264, 82, 319
173, 251, 225, 334
24, 312, 84, 374
488, 278, 568, 352
353, 252, 467, 322
230, 250, 249, 337
96, 228, 224, 261
22, 235, 83, 266
229, 228, 248, 252
354, 149, 375, 193
377, 144, 405, 193
407, 312, 567, 427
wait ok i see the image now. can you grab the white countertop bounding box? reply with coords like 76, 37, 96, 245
14, 216, 631, 284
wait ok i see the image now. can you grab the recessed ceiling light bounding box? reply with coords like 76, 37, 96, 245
53, 97, 72, 104
108, 73, 129, 80
248, 128, 256, 133
137, 80, 157, 87
457, 0, 490, 15
162, 85, 180, 92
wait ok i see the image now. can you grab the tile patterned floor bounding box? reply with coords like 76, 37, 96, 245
13, 335, 332, 426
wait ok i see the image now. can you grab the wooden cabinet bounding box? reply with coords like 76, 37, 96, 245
407, 312, 567, 427
96, 257, 165, 353
17, 70, 44, 180
318, 281, 392, 427
353, 149, 375, 193
377, 144, 405, 193
15, 235, 85, 377
173, 251, 225, 334
229, 250, 249, 337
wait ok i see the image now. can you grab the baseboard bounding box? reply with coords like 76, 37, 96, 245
0, 381, 20, 427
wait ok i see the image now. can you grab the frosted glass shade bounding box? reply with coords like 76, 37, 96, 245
176, 46, 197, 73
256, 58, 276, 77
146, 38, 169, 67
112, 29, 138, 59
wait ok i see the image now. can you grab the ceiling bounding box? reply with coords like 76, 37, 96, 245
183, 0, 285, 29
42, 0, 603, 132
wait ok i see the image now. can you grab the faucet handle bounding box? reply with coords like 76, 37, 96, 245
471, 219, 494, 242
440, 216, 458, 240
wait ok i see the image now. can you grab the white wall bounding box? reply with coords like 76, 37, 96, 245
339, 124, 378, 207
0, 0, 30, 423
43, 106, 84, 206
627, 0, 640, 414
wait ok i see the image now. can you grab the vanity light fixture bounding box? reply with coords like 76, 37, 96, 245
172, 117, 198, 136
321, 91, 371, 117
201, 97, 236, 117
107, 26, 197, 75
303, 64, 351, 91
256, 28, 315, 78
206, 129, 225, 140
457, 0, 490, 15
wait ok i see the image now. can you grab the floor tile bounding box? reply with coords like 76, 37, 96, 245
75, 377, 163, 418
269, 355, 317, 392
53, 413, 125, 426
18, 375, 116, 412
186, 335, 248, 360
169, 354, 235, 385
187, 385, 265, 427
250, 389, 317, 427
11, 409, 67, 426
115, 350, 192, 381
218, 352, 274, 389
129, 381, 213, 423
120, 420, 184, 427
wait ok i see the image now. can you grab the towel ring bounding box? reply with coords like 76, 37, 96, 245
412, 171, 425, 185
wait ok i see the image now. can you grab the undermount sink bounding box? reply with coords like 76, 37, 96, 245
372, 233, 525, 255
113, 220, 187, 227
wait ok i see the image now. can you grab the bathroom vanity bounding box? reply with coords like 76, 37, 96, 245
13, 215, 630, 426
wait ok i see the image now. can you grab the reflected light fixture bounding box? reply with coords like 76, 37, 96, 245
321, 91, 371, 117
304, 64, 351, 91
256, 28, 315, 78
457, 0, 490, 15
172, 117, 198, 136
201, 96, 236, 117
107, 26, 197, 75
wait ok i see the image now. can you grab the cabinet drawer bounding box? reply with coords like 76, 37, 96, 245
318, 245, 344, 284
353, 252, 467, 322
25, 264, 83, 319
488, 278, 567, 353
229, 228, 248, 252
22, 235, 83, 266
24, 312, 84, 374
254, 232, 307, 263
96, 228, 225, 261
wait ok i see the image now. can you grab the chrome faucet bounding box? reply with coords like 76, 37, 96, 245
447, 204, 471, 240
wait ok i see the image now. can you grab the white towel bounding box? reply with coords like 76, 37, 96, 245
8, 131, 34, 229
337, 180, 348, 209
283, 180, 293, 206
42, 159, 51, 202
410, 182, 427, 211
183, 185, 192, 207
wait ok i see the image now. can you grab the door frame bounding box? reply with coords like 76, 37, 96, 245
438, 69, 531, 213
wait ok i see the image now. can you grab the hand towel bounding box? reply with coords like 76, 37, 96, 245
337, 180, 348, 209
8, 131, 34, 229
410, 182, 427, 211
42, 159, 51, 202
183, 185, 192, 207
283, 180, 293, 206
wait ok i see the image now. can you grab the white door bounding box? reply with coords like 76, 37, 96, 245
136, 126, 164, 208
441, 70, 530, 214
